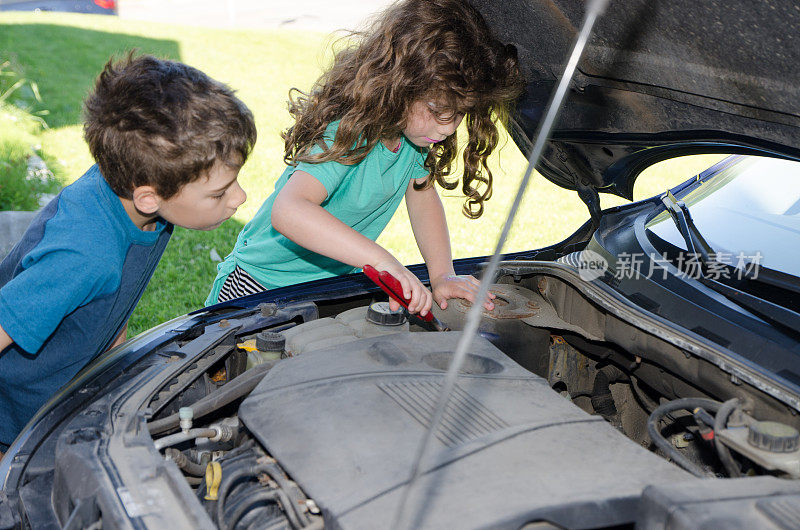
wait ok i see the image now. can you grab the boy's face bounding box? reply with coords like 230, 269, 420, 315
156, 160, 246, 231
402, 100, 464, 147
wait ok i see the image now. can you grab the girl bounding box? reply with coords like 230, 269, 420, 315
206, 0, 524, 316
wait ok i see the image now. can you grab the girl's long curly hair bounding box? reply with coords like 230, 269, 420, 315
283, 0, 525, 218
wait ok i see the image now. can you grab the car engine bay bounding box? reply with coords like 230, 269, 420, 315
122, 264, 800, 529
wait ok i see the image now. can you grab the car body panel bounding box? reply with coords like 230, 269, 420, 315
470, 0, 800, 198
0, 0, 115, 14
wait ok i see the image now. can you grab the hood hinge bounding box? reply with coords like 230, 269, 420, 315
577, 183, 602, 228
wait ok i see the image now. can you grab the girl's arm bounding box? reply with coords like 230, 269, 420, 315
271, 170, 433, 315
405, 178, 495, 311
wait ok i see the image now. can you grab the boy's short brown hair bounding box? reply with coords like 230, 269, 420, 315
83, 53, 257, 200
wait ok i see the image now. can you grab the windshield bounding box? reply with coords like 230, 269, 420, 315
647, 156, 800, 278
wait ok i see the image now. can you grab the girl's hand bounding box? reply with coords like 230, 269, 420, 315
372, 258, 434, 316
430, 273, 496, 311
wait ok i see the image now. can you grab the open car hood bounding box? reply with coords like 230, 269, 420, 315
471, 0, 800, 201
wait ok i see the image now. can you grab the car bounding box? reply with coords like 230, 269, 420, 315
2, 0, 800, 528
0, 0, 115, 15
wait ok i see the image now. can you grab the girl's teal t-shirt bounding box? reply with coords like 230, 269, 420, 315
206, 121, 429, 304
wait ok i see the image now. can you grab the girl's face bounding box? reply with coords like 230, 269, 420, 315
402, 100, 464, 147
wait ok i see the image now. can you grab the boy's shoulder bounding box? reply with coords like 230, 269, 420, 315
51, 166, 125, 244
60, 165, 113, 213
19, 165, 149, 272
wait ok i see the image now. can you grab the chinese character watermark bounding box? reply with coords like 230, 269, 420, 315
607, 251, 762, 281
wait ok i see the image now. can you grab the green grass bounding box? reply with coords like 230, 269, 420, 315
0, 104, 61, 210
0, 57, 61, 209
0, 12, 724, 336
126, 221, 245, 332
0, 105, 38, 210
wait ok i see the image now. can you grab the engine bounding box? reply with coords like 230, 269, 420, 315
145, 277, 800, 529
237, 330, 689, 528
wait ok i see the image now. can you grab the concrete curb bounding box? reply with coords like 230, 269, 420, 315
0, 210, 40, 260
0, 155, 57, 261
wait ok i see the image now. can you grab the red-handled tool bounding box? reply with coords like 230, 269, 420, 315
363, 265, 449, 331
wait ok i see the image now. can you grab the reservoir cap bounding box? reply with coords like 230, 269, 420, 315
256, 331, 286, 352
747, 421, 800, 453
366, 301, 406, 326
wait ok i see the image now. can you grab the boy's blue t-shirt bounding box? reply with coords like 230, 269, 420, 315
0, 165, 172, 446
206, 121, 430, 304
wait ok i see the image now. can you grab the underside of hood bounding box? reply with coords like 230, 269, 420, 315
470, 0, 800, 200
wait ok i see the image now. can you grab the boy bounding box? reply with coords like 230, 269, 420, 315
0, 53, 256, 452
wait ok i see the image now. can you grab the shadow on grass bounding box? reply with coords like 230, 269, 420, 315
0, 23, 180, 128
129, 218, 247, 336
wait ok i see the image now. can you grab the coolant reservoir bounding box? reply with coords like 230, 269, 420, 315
282, 303, 409, 357
244, 331, 286, 370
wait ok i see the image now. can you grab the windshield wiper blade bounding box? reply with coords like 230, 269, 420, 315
698, 273, 800, 336
659, 192, 800, 332
661, 190, 714, 264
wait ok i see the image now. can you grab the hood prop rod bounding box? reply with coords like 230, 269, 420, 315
390, 1, 611, 528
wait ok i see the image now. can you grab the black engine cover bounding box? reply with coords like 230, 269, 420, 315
239, 332, 690, 529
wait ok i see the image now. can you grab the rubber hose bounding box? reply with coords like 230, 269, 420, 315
216, 465, 303, 529
713, 398, 742, 477
259, 462, 310, 526
630, 375, 659, 414
590, 364, 627, 419
148, 360, 276, 435
216, 465, 264, 526
646, 397, 722, 477
195, 441, 257, 503
164, 448, 207, 476
225, 490, 281, 530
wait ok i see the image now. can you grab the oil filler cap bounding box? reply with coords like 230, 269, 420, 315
747, 421, 800, 453
367, 301, 406, 326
